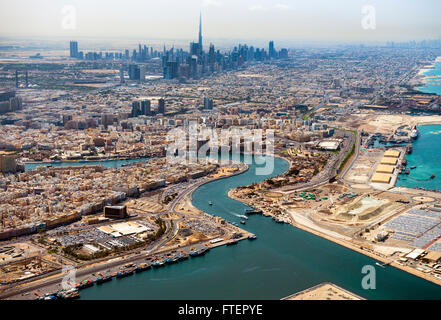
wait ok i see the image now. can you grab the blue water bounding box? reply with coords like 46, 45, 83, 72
417, 59, 441, 95
79, 155, 441, 300
395, 124, 441, 191
24, 157, 150, 171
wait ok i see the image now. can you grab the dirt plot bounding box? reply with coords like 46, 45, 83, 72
0, 256, 60, 284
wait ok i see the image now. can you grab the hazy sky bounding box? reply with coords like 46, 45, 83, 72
0, 0, 440, 43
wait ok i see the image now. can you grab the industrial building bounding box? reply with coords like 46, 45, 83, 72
383, 149, 401, 158
371, 172, 392, 184
98, 221, 150, 238
375, 164, 395, 174
380, 157, 398, 165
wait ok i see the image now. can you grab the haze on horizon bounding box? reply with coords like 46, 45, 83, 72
0, 0, 440, 45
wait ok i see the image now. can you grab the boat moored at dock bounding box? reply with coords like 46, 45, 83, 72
76, 279, 94, 289
136, 263, 151, 272
152, 260, 165, 268
189, 247, 209, 257
410, 127, 419, 140
95, 275, 113, 284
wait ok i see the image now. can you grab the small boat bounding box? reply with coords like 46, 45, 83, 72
410, 165, 416, 169
116, 268, 135, 278
56, 288, 80, 300
76, 279, 94, 289
209, 201, 213, 206
405, 169, 410, 175
430, 174, 436, 179
95, 275, 113, 284
165, 256, 179, 264
152, 260, 165, 268
410, 128, 419, 140
248, 235, 257, 240
136, 263, 151, 272
240, 220, 246, 225
116, 271, 127, 278
177, 253, 189, 261
189, 248, 209, 257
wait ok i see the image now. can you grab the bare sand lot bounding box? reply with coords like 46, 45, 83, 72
282, 282, 364, 300
348, 114, 441, 134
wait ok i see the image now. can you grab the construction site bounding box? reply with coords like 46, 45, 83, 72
0, 248, 61, 285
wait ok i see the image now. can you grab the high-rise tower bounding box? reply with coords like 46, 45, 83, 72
198, 12, 203, 53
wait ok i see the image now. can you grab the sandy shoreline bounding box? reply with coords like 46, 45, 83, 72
417, 56, 441, 78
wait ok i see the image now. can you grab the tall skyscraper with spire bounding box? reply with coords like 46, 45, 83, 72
198, 12, 203, 53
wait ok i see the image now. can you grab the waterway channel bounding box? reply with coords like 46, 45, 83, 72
78, 155, 441, 299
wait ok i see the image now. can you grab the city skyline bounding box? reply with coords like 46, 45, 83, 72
0, 0, 440, 43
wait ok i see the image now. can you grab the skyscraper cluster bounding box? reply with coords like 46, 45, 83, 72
69, 14, 289, 81
130, 99, 165, 118
162, 14, 288, 80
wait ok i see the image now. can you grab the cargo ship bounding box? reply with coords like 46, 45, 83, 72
116, 267, 135, 278
410, 127, 419, 140
164, 256, 180, 264
95, 275, 113, 284
245, 209, 262, 215
135, 263, 151, 273
152, 260, 165, 268
189, 247, 209, 257
56, 288, 80, 300
177, 253, 189, 261
76, 279, 94, 289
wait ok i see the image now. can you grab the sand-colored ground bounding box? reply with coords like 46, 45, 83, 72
282, 283, 364, 300
413, 196, 435, 203
350, 114, 441, 134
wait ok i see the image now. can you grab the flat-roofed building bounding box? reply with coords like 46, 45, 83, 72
406, 248, 425, 260
318, 140, 340, 151
422, 251, 441, 263
98, 221, 150, 238
371, 173, 392, 184
384, 150, 400, 158
380, 157, 397, 165
376, 164, 395, 174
